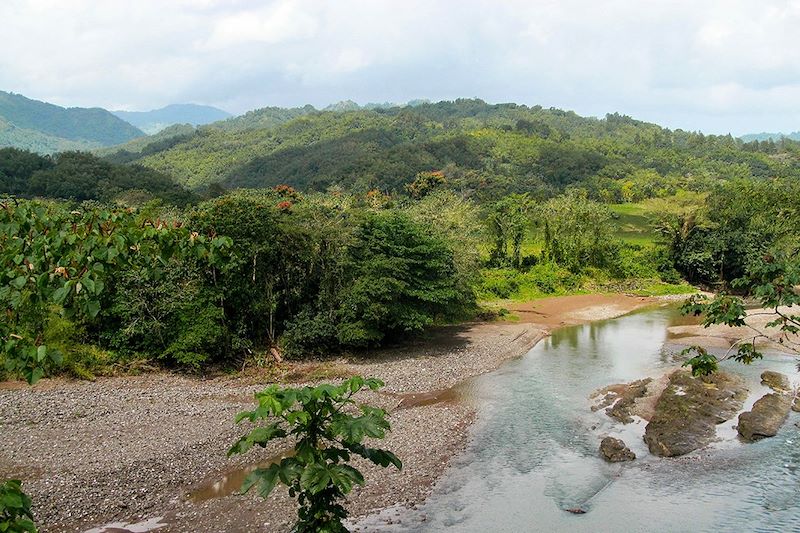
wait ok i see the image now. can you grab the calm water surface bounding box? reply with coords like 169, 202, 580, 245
371, 305, 800, 532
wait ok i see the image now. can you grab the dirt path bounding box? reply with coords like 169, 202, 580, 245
0, 293, 663, 533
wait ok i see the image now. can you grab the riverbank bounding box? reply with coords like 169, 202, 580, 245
0, 293, 667, 533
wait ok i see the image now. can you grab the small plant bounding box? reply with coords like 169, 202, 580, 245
0, 480, 37, 533
228, 376, 401, 532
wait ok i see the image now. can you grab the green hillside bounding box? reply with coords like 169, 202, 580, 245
0, 90, 144, 152
103, 99, 800, 198
0, 115, 101, 153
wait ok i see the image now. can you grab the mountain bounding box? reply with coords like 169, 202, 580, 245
0, 91, 143, 153
740, 131, 800, 142
113, 104, 232, 134
100, 98, 798, 199
207, 104, 315, 132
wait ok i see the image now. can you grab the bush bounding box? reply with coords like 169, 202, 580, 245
281, 311, 340, 357
335, 212, 471, 346
477, 263, 580, 300
476, 268, 520, 299
229, 377, 401, 532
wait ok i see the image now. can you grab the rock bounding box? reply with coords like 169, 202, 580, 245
565, 508, 587, 514
599, 437, 635, 462
738, 392, 793, 441
760, 370, 791, 392
590, 378, 652, 424
794, 395, 800, 413
644, 370, 747, 457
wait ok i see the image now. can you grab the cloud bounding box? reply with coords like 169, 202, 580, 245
203, 1, 319, 48
1, 0, 799, 134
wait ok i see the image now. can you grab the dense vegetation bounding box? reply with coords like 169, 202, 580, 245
0, 148, 195, 205
101, 99, 800, 201
0, 91, 143, 152
3, 98, 800, 381
0, 189, 477, 380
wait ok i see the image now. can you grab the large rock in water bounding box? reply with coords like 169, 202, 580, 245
599, 437, 635, 462
644, 370, 747, 457
738, 392, 793, 441
761, 370, 791, 392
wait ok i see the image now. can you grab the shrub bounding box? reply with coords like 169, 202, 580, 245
229, 377, 401, 532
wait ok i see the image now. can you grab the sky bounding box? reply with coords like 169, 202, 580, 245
2, 0, 800, 135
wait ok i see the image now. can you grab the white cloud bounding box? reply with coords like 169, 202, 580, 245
1, 0, 800, 134
204, 0, 319, 48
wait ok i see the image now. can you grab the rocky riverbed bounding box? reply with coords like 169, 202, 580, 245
1, 294, 665, 533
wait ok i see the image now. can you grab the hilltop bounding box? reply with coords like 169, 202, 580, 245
0, 90, 143, 153
100, 98, 800, 198
112, 103, 232, 134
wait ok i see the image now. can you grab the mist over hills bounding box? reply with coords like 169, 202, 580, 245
739, 131, 800, 143
112, 104, 232, 134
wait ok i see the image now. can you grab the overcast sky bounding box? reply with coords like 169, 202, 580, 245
2, 0, 799, 135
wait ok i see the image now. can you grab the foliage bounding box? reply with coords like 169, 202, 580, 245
229, 376, 401, 532
0, 198, 229, 383
679, 254, 799, 375
540, 191, 616, 272
91, 98, 800, 203
0, 480, 36, 533
487, 193, 531, 268
476, 263, 581, 301
405, 170, 447, 199
662, 180, 800, 286
0, 148, 195, 206
404, 190, 483, 300
334, 211, 469, 346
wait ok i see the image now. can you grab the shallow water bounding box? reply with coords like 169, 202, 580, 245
366, 305, 800, 533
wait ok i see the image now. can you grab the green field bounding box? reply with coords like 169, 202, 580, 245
609, 203, 659, 246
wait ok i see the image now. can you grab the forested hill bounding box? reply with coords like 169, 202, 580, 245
112, 104, 232, 134
0, 91, 144, 153
101, 98, 800, 200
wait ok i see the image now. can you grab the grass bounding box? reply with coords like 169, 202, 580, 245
630, 281, 697, 296
609, 203, 659, 247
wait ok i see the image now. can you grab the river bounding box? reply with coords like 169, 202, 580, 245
362, 304, 800, 532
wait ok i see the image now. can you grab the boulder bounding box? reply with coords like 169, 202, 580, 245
599, 437, 635, 462
760, 370, 791, 392
737, 392, 793, 441
644, 370, 747, 457
590, 378, 652, 423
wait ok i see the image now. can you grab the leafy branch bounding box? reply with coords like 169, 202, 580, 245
228, 376, 401, 533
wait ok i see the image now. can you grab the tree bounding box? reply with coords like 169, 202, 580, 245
540, 191, 615, 272
229, 376, 401, 532
405, 170, 446, 199
487, 193, 531, 268
335, 211, 469, 346
0, 199, 229, 384
680, 254, 799, 376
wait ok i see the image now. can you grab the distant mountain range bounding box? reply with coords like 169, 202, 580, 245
739, 131, 800, 142
0, 90, 144, 153
112, 104, 232, 134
